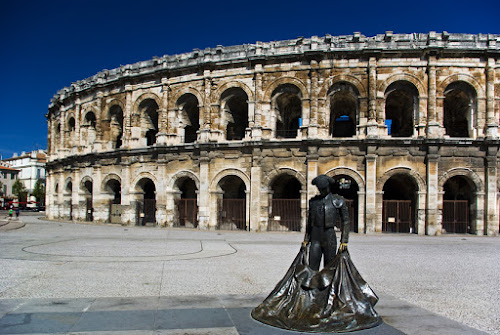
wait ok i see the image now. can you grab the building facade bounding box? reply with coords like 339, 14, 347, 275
2, 150, 47, 204
0, 165, 20, 207
46, 32, 500, 235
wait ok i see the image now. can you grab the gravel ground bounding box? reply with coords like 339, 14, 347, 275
0, 214, 498, 334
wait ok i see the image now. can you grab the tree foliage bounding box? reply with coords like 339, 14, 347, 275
33, 179, 46, 204
12, 180, 27, 202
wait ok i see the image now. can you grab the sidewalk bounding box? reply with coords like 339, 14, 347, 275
0, 294, 486, 334
0, 218, 25, 231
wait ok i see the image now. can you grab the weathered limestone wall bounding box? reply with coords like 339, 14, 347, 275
46, 32, 500, 236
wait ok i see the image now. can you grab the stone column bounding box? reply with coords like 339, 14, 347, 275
198, 153, 210, 229
92, 165, 107, 223
306, 146, 319, 202
156, 80, 169, 145
427, 56, 441, 138
357, 190, 365, 233
198, 71, 211, 143
366, 57, 378, 137
426, 146, 441, 235
120, 161, 133, 225
486, 58, 498, 138
250, 149, 262, 231
155, 162, 167, 226
417, 191, 427, 235
475, 191, 485, 235
122, 89, 133, 148
307, 60, 319, 138
485, 147, 499, 235
365, 145, 377, 232
72, 168, 80, 221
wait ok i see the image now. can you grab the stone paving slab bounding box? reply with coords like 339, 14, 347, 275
0, 294, 487, 335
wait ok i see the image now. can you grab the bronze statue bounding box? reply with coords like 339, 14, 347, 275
304, 175, 350, 271
252, 174, 382, 333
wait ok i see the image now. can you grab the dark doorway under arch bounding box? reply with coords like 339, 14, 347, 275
382, 174, 417, 233
444, 81, 477, 138
384, 81, 418, 137
269, 174, 302, 232
175, 177, 198, 228
105, 179, 122, 224
330, 175, 359, 233
217, 175, 246, 230
136, 178, 156, 226
442, 176, 475, 233
177, 94, 200, 143
82, 180, 93, 222
221, 88, 249, 141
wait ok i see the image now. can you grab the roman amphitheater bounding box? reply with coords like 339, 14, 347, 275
46, 32, 500, 236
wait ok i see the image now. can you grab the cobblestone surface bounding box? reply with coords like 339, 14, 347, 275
0, 214, 498, 334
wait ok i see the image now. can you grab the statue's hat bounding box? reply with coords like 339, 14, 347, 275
312, 175, 335, 189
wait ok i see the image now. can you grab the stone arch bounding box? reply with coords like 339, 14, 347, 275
101, 173, 122, 192
264, 168, 306, 190
320, 75, 367, 98
438, 74, 485, 98
378, 73, 426, 98
169, 87, 204, 110
326, 81, 360, 137
168, 170, 200, 192
438, 168, 483, 193
80, 106, 99, 124
132, 172, 158, 192
133, 92, 161, 113
211, 168, 251, 193
214, 81, 254, 103
64, 177, 73, 195
219, 86, 249, 140
175, 92, 201, 143
325, 167, 365, 190
384, 80, 420, 137
80, 175, 94, 191
106, 99, 125, 117
263, 77, 309, 102
378, 167, 426, 192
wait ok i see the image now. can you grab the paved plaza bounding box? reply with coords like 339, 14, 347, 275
0, 213, 498, 334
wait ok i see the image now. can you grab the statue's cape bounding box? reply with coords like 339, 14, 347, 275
251, 248, 382, 333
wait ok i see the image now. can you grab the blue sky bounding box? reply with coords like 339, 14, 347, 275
0, 0, 498, 159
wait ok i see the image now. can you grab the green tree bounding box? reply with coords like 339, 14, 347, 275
12, 180, 27, 203
33, 179, 46, 205
0, 180, 3, 196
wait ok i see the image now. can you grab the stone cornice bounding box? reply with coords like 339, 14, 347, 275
48, 32, 500, 111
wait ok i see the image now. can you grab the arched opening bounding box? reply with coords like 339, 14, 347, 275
65, 117, 76, 148
105, 179, 122, 224
444, 81, 477, 138
442, 176, 475, 233
272, 84, 302, 139
82, 112, 97, 146
174, 177, 198, 228
177, 94, 200, 143
81, 179, 93, 222
268, 174, 302, 231
221, 88, 249, 140
385, 81, 418, 137
136, 178, 156, 226
217, 175, 246, 230
138, 99, 159, 146
382, 174, 418, 233
330, 175, 359, 233
109, 105, 124, 149
54, 123, 61, 149
328, 82, 358, 137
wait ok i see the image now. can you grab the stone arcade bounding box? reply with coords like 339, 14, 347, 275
46, 32, 500, 236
